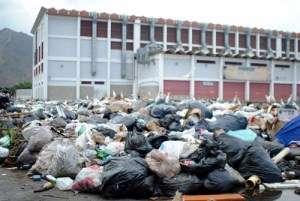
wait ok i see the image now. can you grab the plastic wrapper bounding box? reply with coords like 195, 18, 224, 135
72, 165, 103, 192
56, 177, 73, 191
145, 149, 180, 178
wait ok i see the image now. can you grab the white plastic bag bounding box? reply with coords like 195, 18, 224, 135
56, 177, 73, 190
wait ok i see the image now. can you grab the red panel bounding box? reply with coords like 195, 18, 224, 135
250, 83, 269, 101
195, 81, 219, 99
297, 84, 300, 97
274, 84, 292, 100
223, 82, 245, 101
164, 80, 189, 95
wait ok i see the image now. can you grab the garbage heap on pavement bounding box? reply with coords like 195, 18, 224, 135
1, 96, 300, 198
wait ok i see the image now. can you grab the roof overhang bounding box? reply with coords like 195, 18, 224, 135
31, 7, 47, 34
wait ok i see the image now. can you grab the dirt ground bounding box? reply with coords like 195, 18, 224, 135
0, 167, 154, 201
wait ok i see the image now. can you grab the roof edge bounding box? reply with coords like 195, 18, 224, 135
31, 7, 47, 34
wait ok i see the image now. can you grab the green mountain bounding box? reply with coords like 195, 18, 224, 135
0, 28, 32, 87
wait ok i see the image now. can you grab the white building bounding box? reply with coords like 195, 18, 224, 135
31, 7, 300, 102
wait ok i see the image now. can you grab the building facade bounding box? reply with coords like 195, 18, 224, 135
31, 7, 300, 101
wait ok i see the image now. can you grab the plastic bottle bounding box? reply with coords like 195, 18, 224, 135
46, 175, 57, 184
43, 182, 53, 189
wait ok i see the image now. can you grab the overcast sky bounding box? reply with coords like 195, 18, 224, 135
0, 0, 300, 35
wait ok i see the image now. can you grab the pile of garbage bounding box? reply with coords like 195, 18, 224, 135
1, 96, 300, 199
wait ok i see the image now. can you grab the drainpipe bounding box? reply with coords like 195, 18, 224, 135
175, 21, 184, 52
121, 15, 127, 78
200, 23, 209, 54
245, 27, 254, 57
266, 30, 274, 58
223, 25, 231, 55
91, 12, 97, 76
150, 18, 156, 44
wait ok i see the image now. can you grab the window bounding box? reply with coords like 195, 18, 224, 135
155, 26, 163, 42
41, 63, 43, 73
141, 25, 150, 41
251, 35, 256, 48
197, 60, 215, 64
282, 39, 286, 51
192, 30, 201, 45
229, 33, 235, 47
81, 81, 92, 84
251, 63, 267, 67
38, 45, 40, 62
127, 24, 133, 39
81, 20, 92, 37
225, 61, 242, 65
260, 36, 267, 49
271, 38, 276, 50
181, 29, 188, 43
97, 21, 107, 38
41, 42, 44, 59
111, 42, 122, 50
275, 64, 289, 68
238, 34, 246, 48
206, 31, 212, 45
167, 27, 176, 42
95, 81, 104, 85
126, 43, 133, 50
290, 39, 295, 52
216, 32, 224, 46
111, 23, 122, 38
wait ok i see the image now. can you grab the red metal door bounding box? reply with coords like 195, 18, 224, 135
274, 84, 292, 101
195, 81, 219, 99
250, 83, 270, 102
223, 82, 245, 101
164, 80, 190, 96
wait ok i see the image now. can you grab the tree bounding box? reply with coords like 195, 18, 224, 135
8, 82, 32, 94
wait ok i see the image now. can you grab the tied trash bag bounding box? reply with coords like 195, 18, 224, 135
157, 173, 204, 197
150, 104, 177, 119
72, 165, 103, 192
207, 114, 248, 132
178, 100, 213, 119
46, 139, 81, 178
145, 149, 180, 178
100, 157, 159, 199
202, 168, 235, 193
125, 131, 153, 156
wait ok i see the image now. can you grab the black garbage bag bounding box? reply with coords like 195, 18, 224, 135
168, 120, 183, 132
147, 132, 168, 149
24, 114, 39, 123
238, 142, 283, 183
125, 131, 153, 157
214, 133, 252, 169
181, 150, 227, 175
150, 104, 177, 119
49, 116, 67, 128
77, 105, 89, 116
157, 173, 204, 197
178, 100, 213, 119
100, 108, 112, 119
110, 114, 136, 131
94, 127, 116, 139
100, 157, 160, 199
202, 168, 234, 193
132, 101, 149, 112
159, 114, 175, 128
255, 136, 285, 157
33, 110, 47, 120
207, 114, 248, 132
63, 109, 77, 120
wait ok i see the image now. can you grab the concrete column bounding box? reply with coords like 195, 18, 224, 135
190, 55, 195, 99
158, 54, 164, 93
188, 26, 193, 51
163, 24, 167, 51
212, 28, 216, 54
276, 35, 282, 57
295, 38, 298, 60
293, 62, 297, 101
107, 19, 111, 97
133, 19, 141, 95
256, 33, 260, 56
245, 80, 250, 101
219, 57, 224, 100
76, 16, 81, 100
270, 60, 275, 96
43, 15, 48, 99
235, 31, 239, 54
